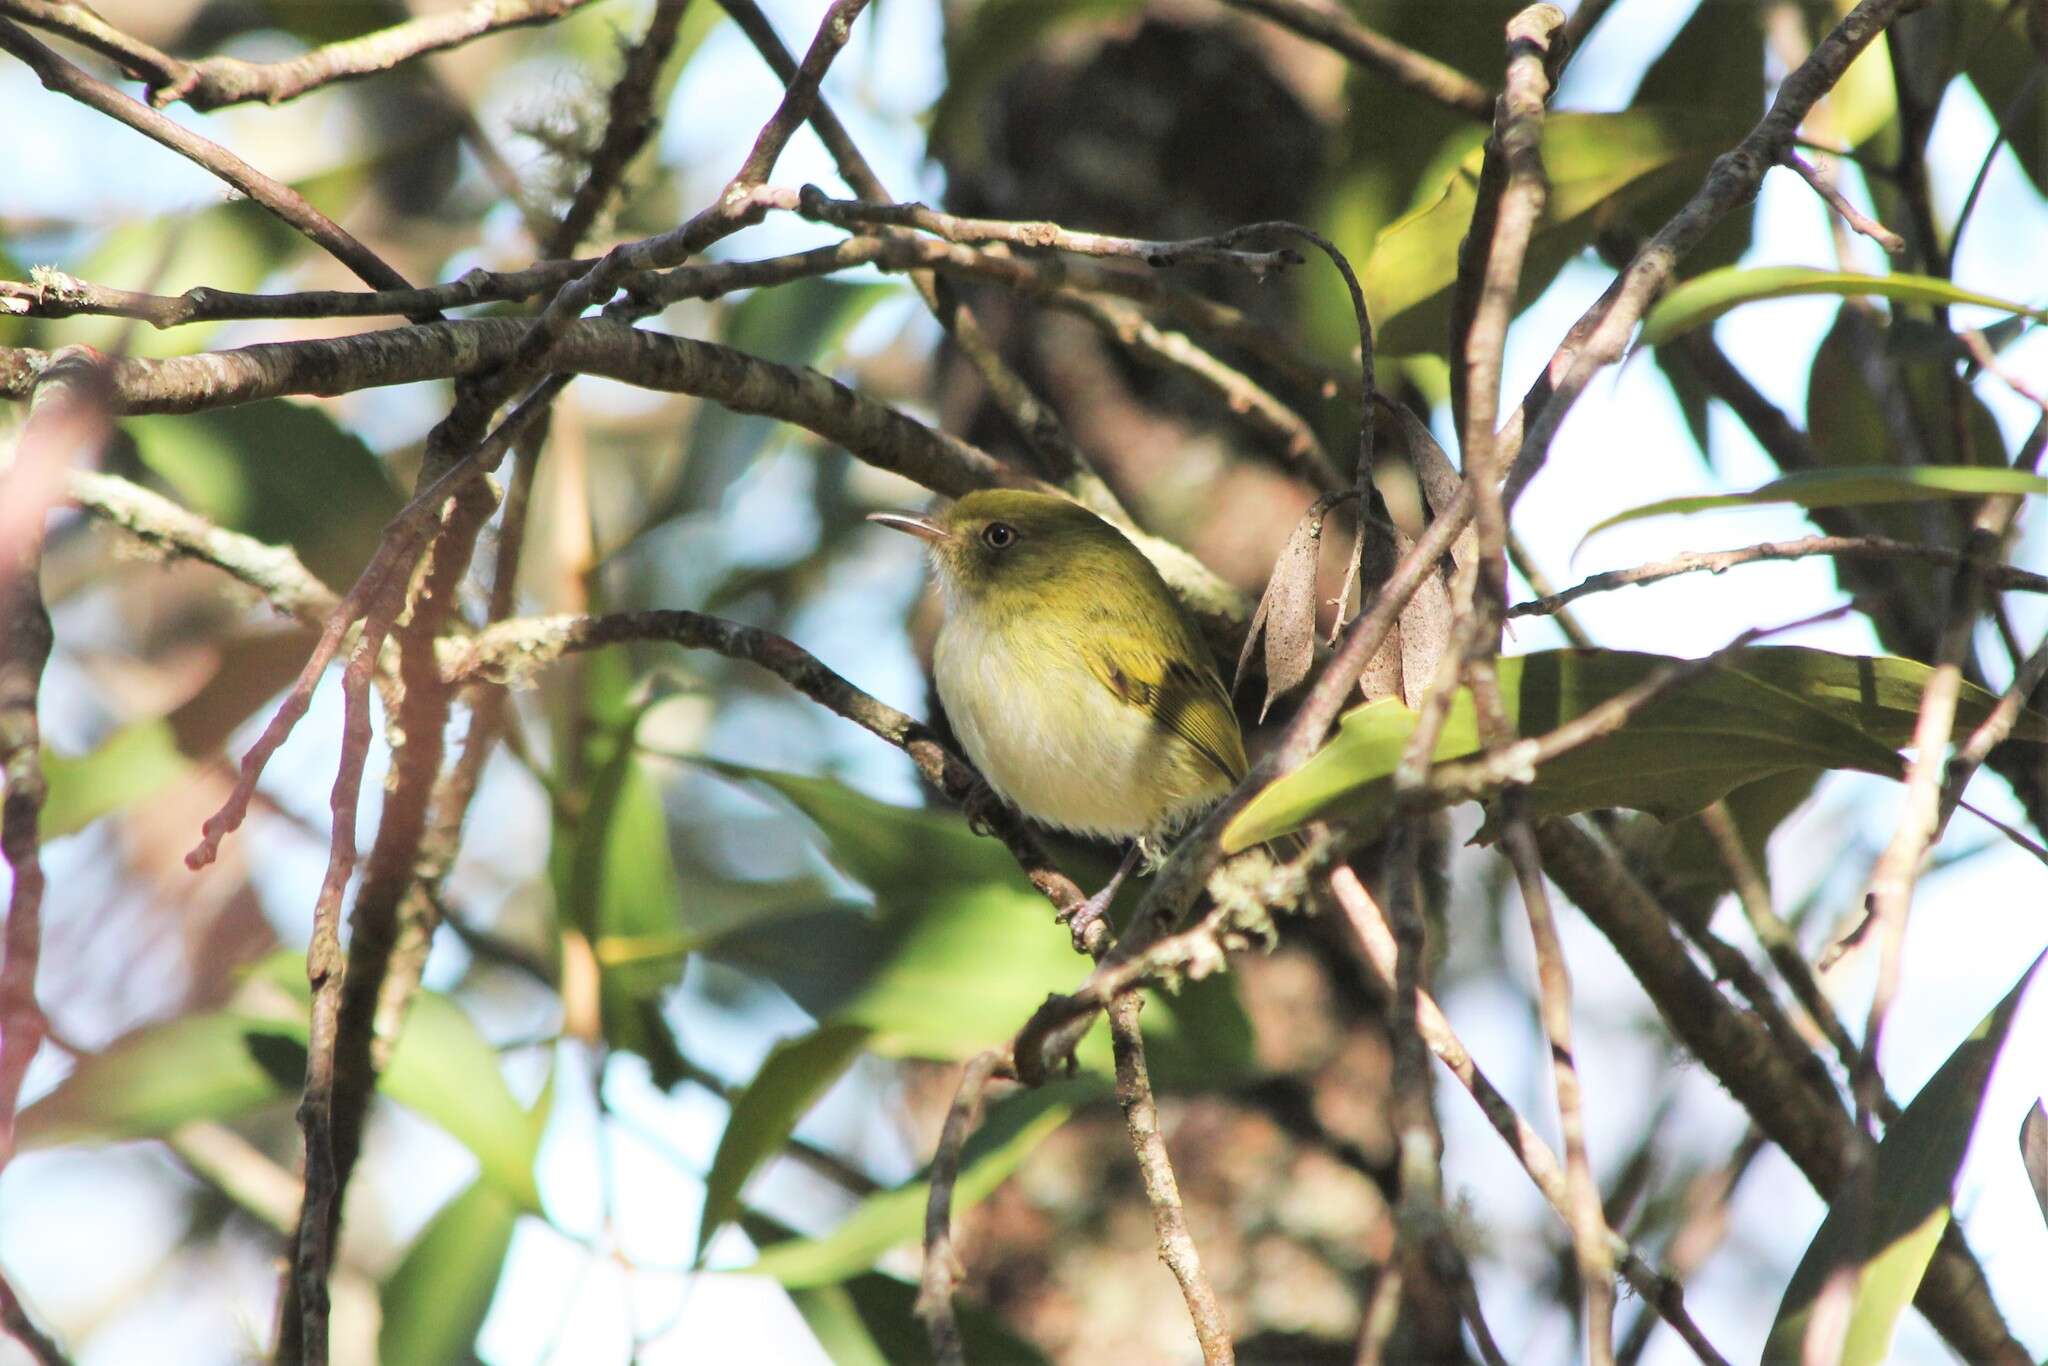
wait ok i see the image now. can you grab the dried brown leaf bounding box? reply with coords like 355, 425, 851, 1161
1237, 491, 1356, 719
2023, 1099, 2048, 1230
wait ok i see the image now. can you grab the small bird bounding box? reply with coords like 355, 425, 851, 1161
870, 489, 1246, 931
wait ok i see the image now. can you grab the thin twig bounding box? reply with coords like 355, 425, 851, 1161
1775, 149, 1907, 255
1532, 816, 2024, 1361
1, 350, 110, 1180
794, 187, 1307, 276
1111, 992, 1235, 1364
1218, 0, 1494, 121
546, 0, 692, 257
914, 1050, 1016, 1363
1509, 533, 2048, 618
443, 607, 1086, 909
1326, 868, 1729, 1366
68, 469, 340, 625
0, 0, 599, 111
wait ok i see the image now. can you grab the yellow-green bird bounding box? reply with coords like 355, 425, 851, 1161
870, 489, 1247, 929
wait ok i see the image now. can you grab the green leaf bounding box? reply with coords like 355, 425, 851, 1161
1765, 949, 2048, 1364
793, 1273, 1052, 1366
22, 956, 547, 1211
698, 1023, 872, 1259
550, 680, 690, 1081
1729, 646, 2048, 746
1638, 768, 1823, 923
1639, 267, 2048, 347
1366, 107, 1752, 355
1958, 0, 2048, 198
1579, 466, 2048, 543
376, 1178, 517, 1366
385, 991, 546, 1212
720, 767, 1255, 1080
39, 721, 189, 839
1220, 647, 2046, 851
742, 1084, 1081, 1289
125, 400, 402, 587
16, 1012, 304, 1148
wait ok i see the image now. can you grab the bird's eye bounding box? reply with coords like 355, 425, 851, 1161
981, 521, 1017, 550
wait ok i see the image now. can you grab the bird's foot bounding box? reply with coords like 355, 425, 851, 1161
1056, 843, 1146, 952
962, 778, 1004, 836
1058, 883, 1119, 950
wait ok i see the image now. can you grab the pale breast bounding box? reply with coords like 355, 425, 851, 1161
932, 613, 1222, 840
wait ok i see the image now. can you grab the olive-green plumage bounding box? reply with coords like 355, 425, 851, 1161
873, 490, 1245, 849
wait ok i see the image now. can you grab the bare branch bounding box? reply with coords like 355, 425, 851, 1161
1111, 993, 1235, 1364
546, 0, 693, 257
1, 350, 112, 1187
915, 1050, 1017, 1363
0, 0, 600, 111
0, 21, 417, 295
795, 188, 1307, 276
1533, 816, 2026, 1362
1509, 533, 2048, 618
1775, 149, 1907, 255
1218, 0, 1495, 121
68, 469, 340, 625
1326, 867, 1729, 1366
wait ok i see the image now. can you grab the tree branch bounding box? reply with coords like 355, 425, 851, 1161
0, 21, 417, 295
1532, 815, 2026, 1363
1218, 0, 1495, 121
0, 0, 600, 111
1508, 533, 2048, 618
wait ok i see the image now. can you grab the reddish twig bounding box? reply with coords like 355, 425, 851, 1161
0, 350, 111, 1178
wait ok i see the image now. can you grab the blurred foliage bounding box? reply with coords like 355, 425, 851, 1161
1767, 950, 2048, 1365
7, 0, 2048, 1361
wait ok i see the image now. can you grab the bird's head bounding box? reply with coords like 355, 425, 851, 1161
868, 489, 1133, 613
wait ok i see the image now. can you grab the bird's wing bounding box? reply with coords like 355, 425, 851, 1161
1086, 639, 1248, 785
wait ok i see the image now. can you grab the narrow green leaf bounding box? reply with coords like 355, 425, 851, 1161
697, 1023, 872, 1259
1640, 266, 2048, 347
1221, 647, 2045, 851
1366, 107, 1752, 355
719, 766, 1256, 1078
794, 1273, 1052, 1366
743, 1086, 1080, 1289
40, 721, 188, 839
16, 1012, 303, 1149
23, 957, 546, 1211
377, 1179, 517, 1366
1579, 466, 2048, 545
385, 992, 546, 1213
551, 686, 690, 1082
1766, 949, 2048, 1364
127, 399, 401, 587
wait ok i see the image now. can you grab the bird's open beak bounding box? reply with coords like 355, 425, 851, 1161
866, 511, 952, 543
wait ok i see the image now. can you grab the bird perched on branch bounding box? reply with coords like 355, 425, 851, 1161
870, 489, 1246, 932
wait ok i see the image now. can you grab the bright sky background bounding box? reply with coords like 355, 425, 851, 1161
3, 1, 2046, 1363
